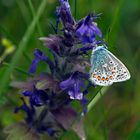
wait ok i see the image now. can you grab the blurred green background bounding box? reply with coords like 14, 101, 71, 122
0, 0, 140, 139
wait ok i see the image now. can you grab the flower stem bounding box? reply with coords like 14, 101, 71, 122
2, 62, 32, 76
87, 87, 109, 113
28, 0, 43, 36
74, 0, 77, 19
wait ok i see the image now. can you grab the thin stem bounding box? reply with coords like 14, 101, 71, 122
23, 51, 32, 63
16, 0, 31, 25
105, 0, 124, 46
28, 0, 43, 36
2, 62, 32, 76
87, 87, 109, 113
99, 90, 108, 140
74, 0, 77, 19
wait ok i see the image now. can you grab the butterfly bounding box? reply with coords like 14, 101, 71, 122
89, 45, 131, 86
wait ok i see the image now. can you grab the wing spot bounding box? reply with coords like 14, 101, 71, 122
102, 77, 105, 81
106, 77, 109, 81
109, 76, 113, 80
112, 71, 116, 75
92, 73, 96, 78
97, 76, 101, 80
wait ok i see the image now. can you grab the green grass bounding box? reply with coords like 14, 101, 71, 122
0, 0, 47, 97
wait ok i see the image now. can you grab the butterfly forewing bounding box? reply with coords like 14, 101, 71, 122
90, 46, 116, 86
90, 46, 130, 86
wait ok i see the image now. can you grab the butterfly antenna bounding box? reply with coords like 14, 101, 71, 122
95, 13, 102, 18
91, 12, 102, 20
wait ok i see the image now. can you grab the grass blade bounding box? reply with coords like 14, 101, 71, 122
2, 62, 32, 76
16, 0, 31, 25
87, 87, 109, 113
105, 0, 124, 47
74, 0, 77, 19
28, 0, 43, 36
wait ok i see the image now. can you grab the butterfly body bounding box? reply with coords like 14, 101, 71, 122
90, 45, 131, 86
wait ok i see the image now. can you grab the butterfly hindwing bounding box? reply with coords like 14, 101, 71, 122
90, 46, 130, 86
106, 49, 131, 82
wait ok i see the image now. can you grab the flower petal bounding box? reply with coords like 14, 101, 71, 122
76, 14, 102, 44
68, 90, 83, 100
29, 49, 54, 74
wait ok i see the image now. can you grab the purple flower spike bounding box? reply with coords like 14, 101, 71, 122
39, 35, 63, 55
11, 0, 104, 139
76, 14, 102, 44
59, 0, 69, 9
22, 88, 48, 107
60, 72, 87, 100
57, 0, 75, 29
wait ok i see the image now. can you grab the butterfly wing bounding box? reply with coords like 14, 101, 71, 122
106, 49, 131, 82
90, 46, 116, 86
90, 46, 130, 86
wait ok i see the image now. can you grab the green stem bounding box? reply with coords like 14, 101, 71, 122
2, 62, 32, 76
87, 87, 109, 113
28, 0, 43, 36
0, 0, 47, 97
23, 51, 32, 63
16, 0, 31, 25
105, 0, 124, 46
74, 0, 77, 19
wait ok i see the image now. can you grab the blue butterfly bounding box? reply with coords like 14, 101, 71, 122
90, 45, 131, 86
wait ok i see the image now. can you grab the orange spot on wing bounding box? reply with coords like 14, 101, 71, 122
97, 76, 101, 80
106, 77, 109, 81
109, 76, 113, 79
102, 77, 105, 81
